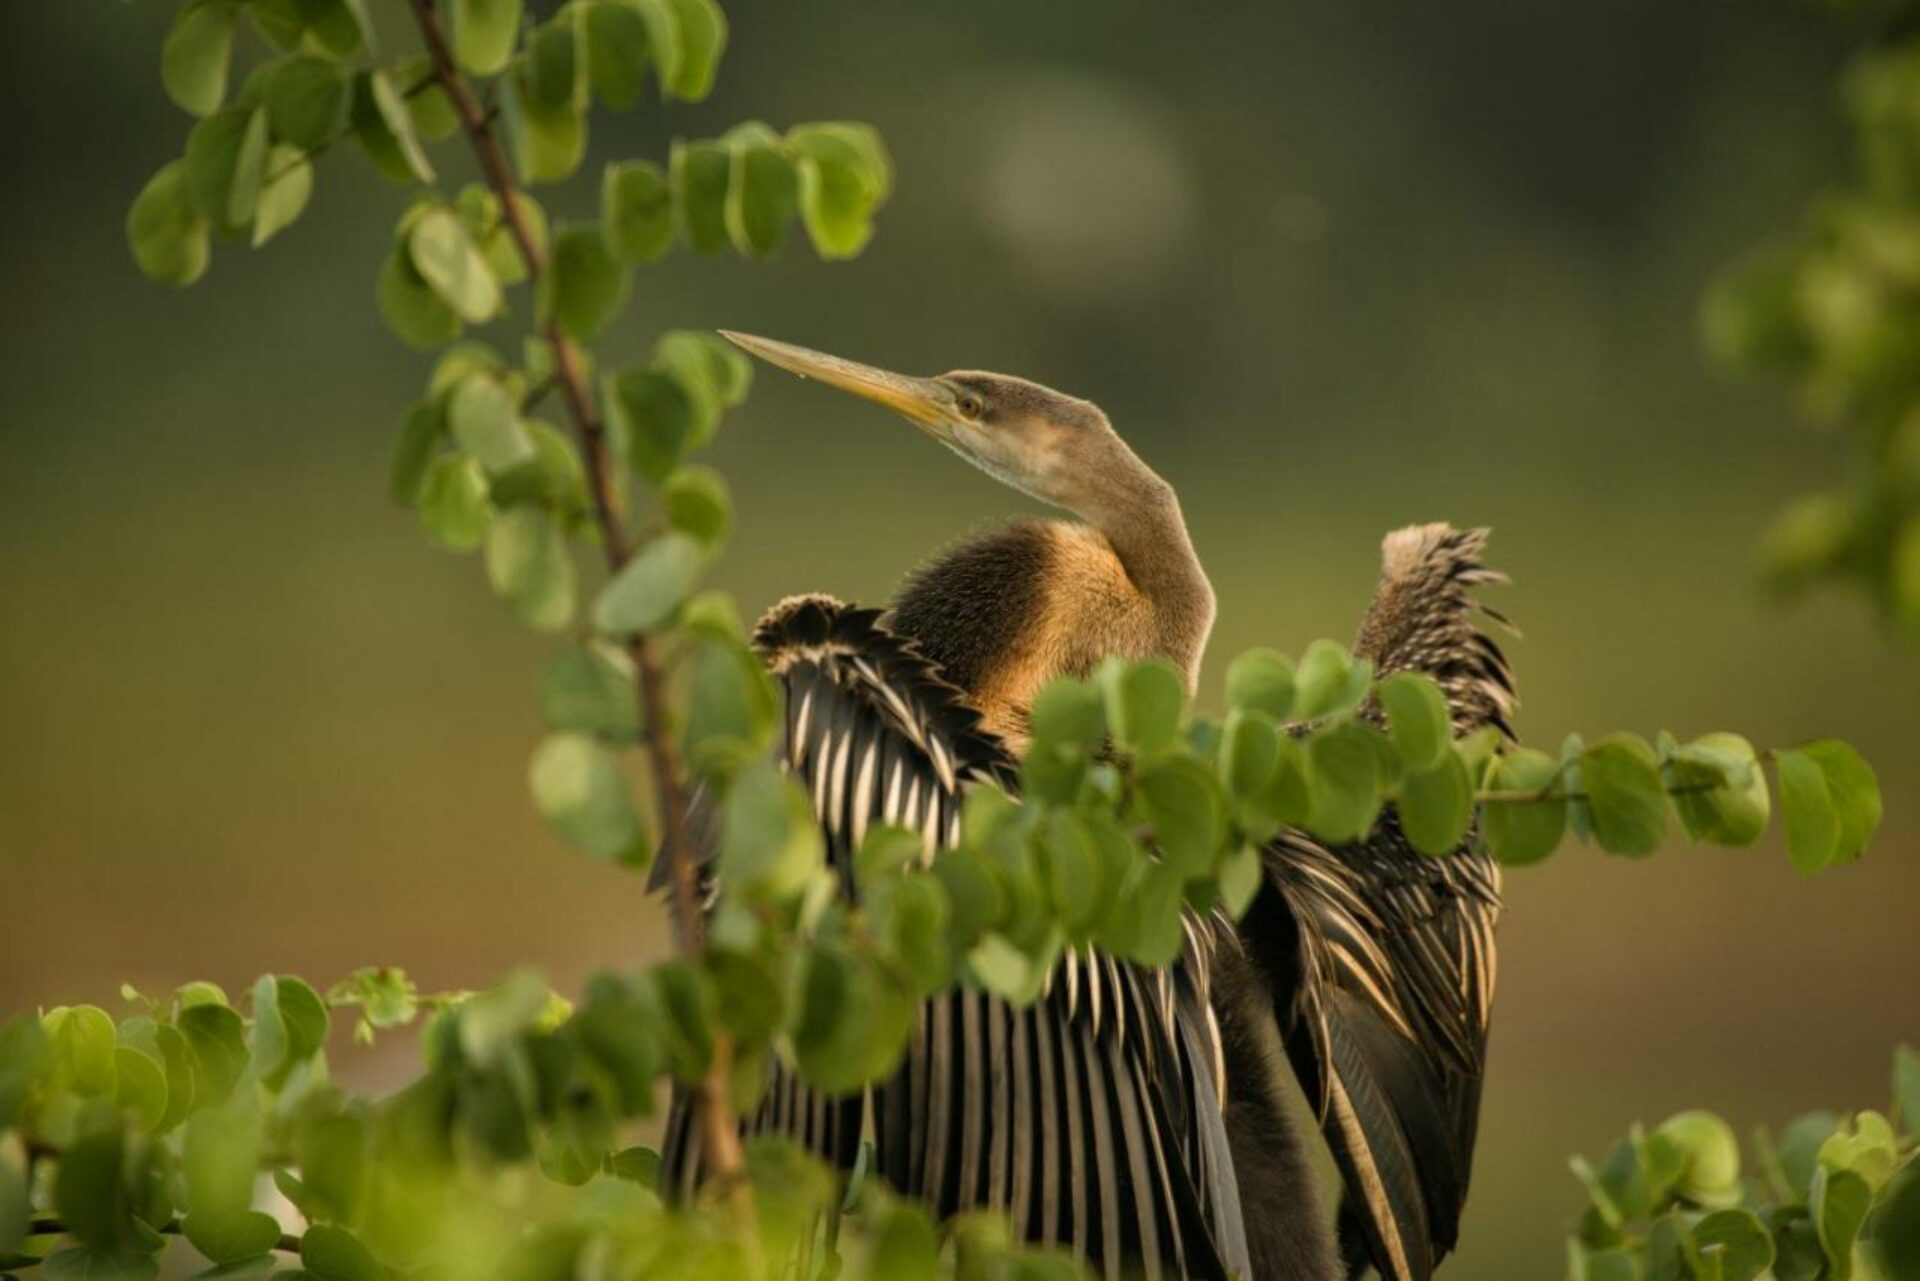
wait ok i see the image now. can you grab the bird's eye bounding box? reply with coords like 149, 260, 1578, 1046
956, 393, 984, 420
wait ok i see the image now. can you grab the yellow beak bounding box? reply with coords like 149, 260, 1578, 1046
718, 331, 951, 430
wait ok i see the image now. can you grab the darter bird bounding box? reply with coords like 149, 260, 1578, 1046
659, 335, 1513, 1281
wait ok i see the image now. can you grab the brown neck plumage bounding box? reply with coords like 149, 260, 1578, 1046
1076, 455, 1217, 691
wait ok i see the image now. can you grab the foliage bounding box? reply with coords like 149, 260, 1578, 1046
1702, 0, 1920, 628
0, 0, 1885, 1278
1565, 1046, 1920, 1281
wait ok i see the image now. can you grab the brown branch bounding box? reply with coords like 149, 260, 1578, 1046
401, 0, 749, 1201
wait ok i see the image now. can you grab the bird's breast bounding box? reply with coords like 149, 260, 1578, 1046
888, 520, 1165, 749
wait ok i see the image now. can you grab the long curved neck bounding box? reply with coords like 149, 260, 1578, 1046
1076, 459, 1216, 688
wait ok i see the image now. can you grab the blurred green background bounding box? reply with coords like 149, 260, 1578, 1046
2, 3, 1916, 1275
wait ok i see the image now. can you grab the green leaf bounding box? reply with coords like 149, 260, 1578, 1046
485, 507, 576, 631
451, 0, 523, 76
1802, 739, 1880, 862
608, 368, 696, 482
111, 1045, 167, 1131
528, 733, 646, 865
251, 146, 312, 247
540, 642, 638, 741
184, 108, 267, 230
651, 0, 726, 100
178, 1003, 247, 1104
163, 1, 238, 117
594, 531, 704, 633
265, 56, 350, 150
1218, 843, 1263, 919
501, 74, 586, 185
1655, 1110, 1742, 1206
1877, 1165, 1920, 1280
1225, 647, 1296, 721
1294, 639, 1371, 721
791, 945, 912, 1094
1668, 732, 1769, 847
1400, 750, 1473, 856
447, 374, 533, 471
788, 122, 893, 259
409, 207, 501, 324
1102, 658, 1185, 755
720, 760, 823, 902
57, 1125, 131, 1247
1482, 749, 1566, 865
1379, 672, 1452, 772
723, 124, 799, 258
1581, 734, 1668, 856
417, 455, 493, 550
1688, 1210, 1773, 1281
1811, 1165, 1871, 1278
1133, 756, 1227, 876
1219, 709, 1281, 801
662, 466, 731, 547
353, 70, 435, 184
376, 251, 461, 349
1305, 721, 1384, 843
602, 160, 674, 263
388, 402, 443, 505
47, 1005, 117, 1094
300, 1223, 383, 1281
544, 224, 631, 340
298, 0, 369, 59
183, 1210, 283, 1265
1776, 747, 1840, 874
671, 138, 731, 256
683, 638, 776, 774
1029, 676, 1106, 752
524, 17, 585, 110
127, 161, 211, 287
248, 972, 289, 1082
584, 0, 652, 108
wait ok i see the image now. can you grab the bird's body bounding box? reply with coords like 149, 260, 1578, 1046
660, 333, 1509, 1281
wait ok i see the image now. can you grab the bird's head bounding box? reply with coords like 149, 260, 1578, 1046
719, 331, 1155, 517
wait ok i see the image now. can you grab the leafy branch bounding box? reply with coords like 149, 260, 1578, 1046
397, 0, 744, 1198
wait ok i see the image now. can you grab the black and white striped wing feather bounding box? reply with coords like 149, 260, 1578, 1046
662, 594, 1250, 1281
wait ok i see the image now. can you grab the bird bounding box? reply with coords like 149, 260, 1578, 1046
656, 333, 1513, 1281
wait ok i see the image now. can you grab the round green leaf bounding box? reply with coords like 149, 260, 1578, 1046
1802, 739, 1880, 863
1687, 1210, 1773, 1281
654, 0, 726, 101
1581, 734, 1668, 857
663, 465, 732, 547
1379, 671, 1452, 772
447, 374, 534, 472
594, 531, 704, 633
300, 1223, 383, 1281
485, 508, 577, 632
539, 642, 639, 742
671, 138, 731, 256
1219, 708, 1281, 802
377, 251, 461, 349
501, 73, 586, 185
251, 146, 312, 247
184, 1210, 283, 1265
1132, 756, 1226, 875
1294, 639, 1371, 721
1400, 749, 1473, 856
353, 70, 436, 184
1304, 721, 1384, 843
1483, 747, 1566, 865
451, 0, 523, 76
788, 122, 892, 260
724, 125, 799, 259
163, 1, 238, 117
608, 368, 697, 483
1224, 647, 1296, 721
1776, 747, 1840, 874
528, 733, 646, 865
127, 161, 210, 287
409, 207, 501, 324
1812, 1165, 1872, 1276
603, 160, 674, 263
584, 0, 653, 108
1103, 658, 1185, 755
1668, 732, 1769, 848
543, 223, 631, 340
416, 455, 493, 550
720, 760, 823, 903
265, 56, 350, 150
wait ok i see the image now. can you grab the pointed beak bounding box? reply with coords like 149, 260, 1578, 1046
718, 331, 952, 431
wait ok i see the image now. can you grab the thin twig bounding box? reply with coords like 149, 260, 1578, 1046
400, 0, 750, 1204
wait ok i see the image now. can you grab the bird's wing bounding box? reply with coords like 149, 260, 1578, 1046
1250, 524, 1512, 1281
660, 594, 1249, 1281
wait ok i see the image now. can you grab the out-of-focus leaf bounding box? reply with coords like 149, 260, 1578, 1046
164, 1, 238, 117
528, 732, 647, 865
602, 160, 674, 262
1400, 750, 1473, 856
1580, 734, 1667, 857
1776, 747, 1840, 873
594, 531, 704, 633
543, 223, 631, 340
1379, 672, 1452, 772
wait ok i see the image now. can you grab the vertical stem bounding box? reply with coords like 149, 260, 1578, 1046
403, 0, 749, 1201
